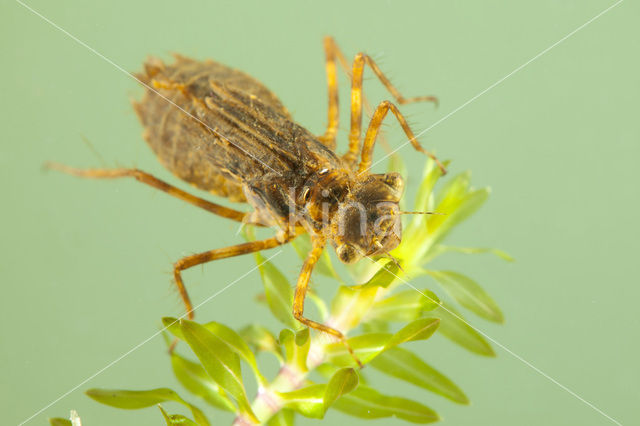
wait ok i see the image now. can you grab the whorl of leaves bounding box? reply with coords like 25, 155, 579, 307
51, 157, 510, 425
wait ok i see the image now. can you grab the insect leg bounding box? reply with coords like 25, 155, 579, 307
343, 52, 438, 166
317, 37, 339, 150
45, 163, 262, 225
357, 101, 446, 174
293, 237, 364, 368
175, 234, 295, 319
319, 37, 392, 154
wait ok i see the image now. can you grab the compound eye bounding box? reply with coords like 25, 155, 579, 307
336, 243, 361, 264
384, 172, 404, 192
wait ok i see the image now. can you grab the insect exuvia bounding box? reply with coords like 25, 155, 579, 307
48, 37, 446, 366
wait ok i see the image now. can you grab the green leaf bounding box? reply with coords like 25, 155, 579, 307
414, 158, 449, 213
170, 352, 236, 412
325, 318, 439, 366
266, 409, 295, 426
254, 252, 298, 329
164, 317, 267, 384
354, 260, 402, 290
329, 284, 378, 330
158, 405, 199, 426
278, 384, 326, 418
370, 347, 469, 404
179, 319, 257, 422
427, 270, 504, 323
333, 385, 439, 423
398, 165, 490, 264
295, 327, 310, 346
385, 317, 440, 349
291, 233, 341, 281
203, 321, 266, 384
428, 187, 490, 247
324, 333, 390, 366
435, 170, 471, 207
364, 289, 440, 322
48, 419, 72, 426
239, 324, 283, 362
86, 388, 183, 409
402, 158, 449, 242
86, 388, 210, 425
323, 367, 359, 410
431, 303, 495, 356
278, 368, 358, 418
279, 328, 310, 372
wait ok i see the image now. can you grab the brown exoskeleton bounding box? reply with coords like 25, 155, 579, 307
48, 37, 446, 366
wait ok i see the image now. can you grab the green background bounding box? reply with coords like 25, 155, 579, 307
2, 0, 638, 425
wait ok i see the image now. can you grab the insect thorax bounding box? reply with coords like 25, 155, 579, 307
244, 168, 405, 264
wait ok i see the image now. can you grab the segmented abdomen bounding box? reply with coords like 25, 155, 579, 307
133, 54, 293, 202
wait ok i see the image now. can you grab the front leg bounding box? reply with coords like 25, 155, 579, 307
292, 236, 363, 368
358, 101, 446, 175
343, 51, 438, 168
175, 234, 295, 319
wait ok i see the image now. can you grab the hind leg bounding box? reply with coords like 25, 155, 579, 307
45, 163, 261, 225
174, 234, 294, 318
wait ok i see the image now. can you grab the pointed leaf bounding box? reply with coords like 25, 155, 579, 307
254, 252, 297, 329
278, 384, 326, 418
279, 328, 309, 372
204, 321, 266, 384
164, 317, 267, 384
279, 329, 296, 361
86, 388, 209, 425
86, 388, 183, 409
428, 187, 490, 247
427, 270, 504, 323
170, 352, 236, 412
266, 409, 295, 426
385, 318, 440, 349
180, 320, 256, 421
324, 333, 391, 366
279, 368, 358, 418
326, 318, 440, 367
49, 419, 72, 426
295, 327, 310, 346
239, 324, 283, 362
432, 303, 495, 356
354, 260, 402, 290
333, 385, 439, 423
186, 403, 209, 426
158, 405, 199, 425
371, 347, 468, 404
324, 367, 358, 410
414, 158, 449, 213
435, 170, 471, 207
294, 328, 311, 371
364, 289, 440, 322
